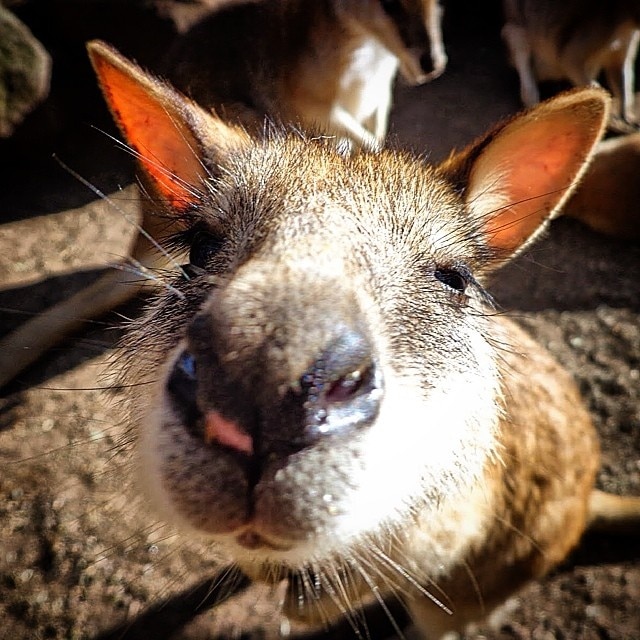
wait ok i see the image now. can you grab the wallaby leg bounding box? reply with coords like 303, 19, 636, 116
362, 88, 393, 143
423, 0, 447, 81
329, 105, 382, 151
0, 220, 164, 388
371, 104, 390, 146
604, 29, 640, 126
502, 22, 539, 107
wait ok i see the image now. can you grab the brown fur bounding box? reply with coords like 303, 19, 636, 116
562, 132, 640, 239
408, 322, 599, 634
78, 45, 640, 638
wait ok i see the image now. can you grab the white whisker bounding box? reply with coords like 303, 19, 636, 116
300, 566, 332, 627
324, 559, 368, 639
53, 155, 190, 280
351, 559, 407, 640
364, 538, 453, 615
92, 125, 205, 202
109, 261, 186, 300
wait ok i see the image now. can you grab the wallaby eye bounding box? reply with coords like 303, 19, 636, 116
189, 231, 224, 269
434, 267, 469, 294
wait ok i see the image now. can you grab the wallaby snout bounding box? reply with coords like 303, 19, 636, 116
419, 50, 437, 75
170, 271, 383, 460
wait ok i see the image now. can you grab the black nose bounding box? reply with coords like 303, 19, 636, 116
286, 326, 382, 450
166, 315, 383, 458
420, 51, 434, 75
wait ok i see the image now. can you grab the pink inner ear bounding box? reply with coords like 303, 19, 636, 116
468, 110, 602, 254
92, 54, 205, 211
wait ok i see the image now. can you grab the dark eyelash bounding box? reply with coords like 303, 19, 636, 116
434, 266, 468, 293
434, 264, 495, 307
188, 230, 225, 269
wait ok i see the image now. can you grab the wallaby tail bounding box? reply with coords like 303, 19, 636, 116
587, 489, 640, 534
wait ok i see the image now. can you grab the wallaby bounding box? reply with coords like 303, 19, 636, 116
502, 0, 640, 131
0, 0, 446, 389
163, 0, 447, 149
87, 44, 640, 638
563, 132, 640, 239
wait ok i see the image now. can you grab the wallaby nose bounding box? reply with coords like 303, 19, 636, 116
167, 311, 383, 459
282, 325, 383, 452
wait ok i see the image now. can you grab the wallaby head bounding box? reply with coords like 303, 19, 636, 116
88, 40, 609, 633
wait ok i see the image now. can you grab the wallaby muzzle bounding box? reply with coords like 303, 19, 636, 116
166, 266, 384, 471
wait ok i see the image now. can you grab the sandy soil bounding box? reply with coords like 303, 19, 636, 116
0, 2, 639, 639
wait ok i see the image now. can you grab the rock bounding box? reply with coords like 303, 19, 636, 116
0, 3, 51, 137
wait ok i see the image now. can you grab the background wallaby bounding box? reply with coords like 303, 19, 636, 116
502, 0, 640, 132
0, 0, 446, 389
163, 0, 447, 149
87, 43, 640, 638
563, 131, 640, 239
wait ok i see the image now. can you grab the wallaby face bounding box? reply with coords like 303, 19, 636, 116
502, 0, 640, 130
89, 42, 612, 636
125, 119, 504, 562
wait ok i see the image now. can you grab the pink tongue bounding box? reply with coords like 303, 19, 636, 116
204, 410, 254, 455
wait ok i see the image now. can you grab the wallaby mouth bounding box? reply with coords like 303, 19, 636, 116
234, 529, 293, 552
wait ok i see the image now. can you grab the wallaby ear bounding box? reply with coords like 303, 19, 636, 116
440, 88, 610, 260
87, 40, 248, 212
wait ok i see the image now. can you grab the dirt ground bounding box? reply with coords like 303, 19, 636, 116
0, 1, 639, 639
